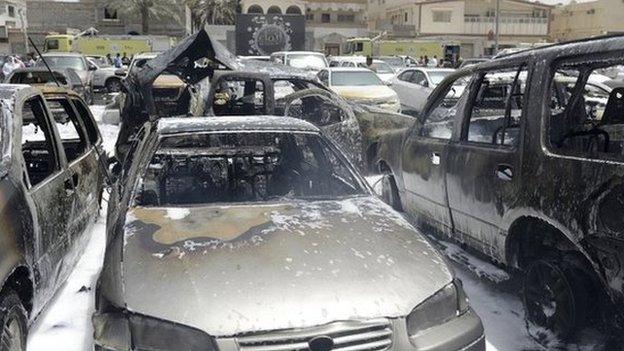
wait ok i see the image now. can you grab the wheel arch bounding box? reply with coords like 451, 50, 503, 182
504, 215, 607, 298
0, 265, 34, 315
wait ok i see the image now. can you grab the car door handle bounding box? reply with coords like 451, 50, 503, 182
496, 164, 514, 181
431, 152, 441, 165
64, 177, 75, 195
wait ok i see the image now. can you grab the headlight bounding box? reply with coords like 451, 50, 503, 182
406, 280, 470, 336
93, 311, 217, 351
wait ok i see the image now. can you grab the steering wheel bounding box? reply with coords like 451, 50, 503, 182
557, 128, 610, 153
282, 88, 335, 117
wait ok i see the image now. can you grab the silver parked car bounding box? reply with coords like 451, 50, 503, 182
36, 52, 96, 104
93, 116, 485, 351
390, 68, 456, 116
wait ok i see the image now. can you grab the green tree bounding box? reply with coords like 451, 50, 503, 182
187, 0, 238, 27
105, 0, 184, 34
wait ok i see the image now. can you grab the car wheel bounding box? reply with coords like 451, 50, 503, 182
105, 78, 122, 93
523, 258, 589, 342
0, 289, 27, 351
381, 173, 402, 211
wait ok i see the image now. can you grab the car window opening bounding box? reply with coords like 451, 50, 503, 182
21, 97, 59, 186
549, 57, 624, 160
134, 132, 365, 206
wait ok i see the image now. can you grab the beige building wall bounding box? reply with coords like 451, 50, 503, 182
551, 0, 624, 41
420, 0, 465, 34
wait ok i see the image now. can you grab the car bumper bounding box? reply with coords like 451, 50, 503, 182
94, 308, 484, 351
214, 308, 484, 351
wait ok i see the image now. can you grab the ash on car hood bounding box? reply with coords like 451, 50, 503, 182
332, 86, 396, 101
122, 196, 452, 336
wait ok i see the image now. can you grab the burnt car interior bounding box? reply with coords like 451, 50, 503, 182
21, 97, 58, 186
280, 89, 346, 127
466, 67, 527, 146
134, 132, 363, 206
549, 57, 624, 158
211, 77, 266, 116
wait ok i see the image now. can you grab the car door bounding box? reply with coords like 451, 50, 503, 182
409, 70, 434, 113
444, 65, 528, 258
401, 72, 473, 235
20, 95, 75, 299
391, 70, 414, 110
46, 96, 101, 242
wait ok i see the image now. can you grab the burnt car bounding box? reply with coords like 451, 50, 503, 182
93, 115, 485, 351
114, 29, 414, 174
0, 85, 105, 350
375, 35, 624, 340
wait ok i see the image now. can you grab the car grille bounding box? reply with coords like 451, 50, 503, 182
237, 318, 392, 351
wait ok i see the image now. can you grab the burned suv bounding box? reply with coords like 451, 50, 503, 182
376, 35, 624, 341
0, 85, 104, 350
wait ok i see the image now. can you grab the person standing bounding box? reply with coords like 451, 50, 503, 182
366, 55, 377, 73
106, 53, 112, 65
429, 55, 438, 67
121, 52, 130, 66
113, 53, 122, 68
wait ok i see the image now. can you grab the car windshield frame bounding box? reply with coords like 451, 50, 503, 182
331, 71, 383, 86
131, 130, 371, 207
38, 56, 87, 71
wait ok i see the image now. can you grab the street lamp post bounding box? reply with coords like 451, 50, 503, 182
494, 0, 500, 54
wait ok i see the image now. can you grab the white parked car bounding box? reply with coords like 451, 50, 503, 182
269, 51, 328, 72
390, 67, 455, 115
329, 56, 396, 83
86, 56, 123, 92
318, 67, 401, 113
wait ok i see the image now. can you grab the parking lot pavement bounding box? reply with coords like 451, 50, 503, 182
25, 110, 602, 351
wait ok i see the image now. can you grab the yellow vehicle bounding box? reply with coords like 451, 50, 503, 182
345, 38, 460, 61
44, 34, 172, 56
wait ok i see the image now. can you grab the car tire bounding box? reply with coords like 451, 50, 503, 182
105, 78, 122, 93
0, 289, 28, 351
523, 256, 590, 343
381, 173, 402, 211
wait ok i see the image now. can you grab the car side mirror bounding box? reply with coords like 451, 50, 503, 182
420, 81, 429, 88
88, 64, 97, 71
319, 103, 343, 126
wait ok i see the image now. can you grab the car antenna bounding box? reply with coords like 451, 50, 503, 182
27, 36, 61, 87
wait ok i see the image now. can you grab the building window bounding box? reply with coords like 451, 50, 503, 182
321, 13, 331, 23
306, 12, 314, 20
338, 14, 355, 22
404, 12, 408, 22
7, 5, 14, 17
104, 8, 118, 20
5, 21, 15, 28
432, 10, 452, 23
248, 5, 263, 14
286, 6, 302, 15
267, 6, 282, 14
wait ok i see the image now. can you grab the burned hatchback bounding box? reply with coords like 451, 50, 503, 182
0, 85, 104, 350
375, 35, 624, 341
93, 116, 484, 351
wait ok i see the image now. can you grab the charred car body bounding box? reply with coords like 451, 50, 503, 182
0, 85, 104, 349
114, 30, 414, 173
94, 116, 485, 351
375, 35, 624, 339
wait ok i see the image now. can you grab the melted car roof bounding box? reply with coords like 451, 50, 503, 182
157, 116, 320, 135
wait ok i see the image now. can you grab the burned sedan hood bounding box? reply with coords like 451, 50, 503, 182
121, 196, 453, 336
